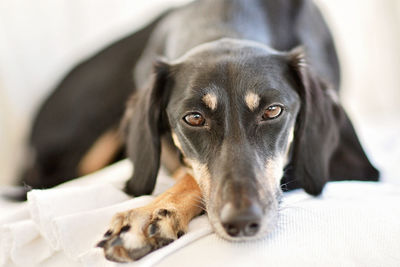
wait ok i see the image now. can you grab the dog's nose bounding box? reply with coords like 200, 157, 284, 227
220, 203, 262, 237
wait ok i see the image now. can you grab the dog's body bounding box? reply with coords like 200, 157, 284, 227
20, 0, 379, 262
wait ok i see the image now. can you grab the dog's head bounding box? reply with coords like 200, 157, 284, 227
123, 38, 378, 240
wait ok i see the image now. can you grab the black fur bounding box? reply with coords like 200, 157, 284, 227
19, 0, 378, 203
125, 61, 173, 196
283, 49, 342, 195
19, 12, 169, 190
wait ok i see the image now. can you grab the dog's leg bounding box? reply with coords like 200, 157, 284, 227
97, 169, 203, 262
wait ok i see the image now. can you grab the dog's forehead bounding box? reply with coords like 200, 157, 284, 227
171, 39, 291, 89
172, 55, 293, 104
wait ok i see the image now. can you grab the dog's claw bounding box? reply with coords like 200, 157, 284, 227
177, 230, 185, 238
103, 230, 112, 237
96, 239, 107, 248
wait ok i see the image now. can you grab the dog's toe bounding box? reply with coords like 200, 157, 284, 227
97, 207, 186, 262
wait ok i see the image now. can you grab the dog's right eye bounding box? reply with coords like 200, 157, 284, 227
183, 113, 205, 127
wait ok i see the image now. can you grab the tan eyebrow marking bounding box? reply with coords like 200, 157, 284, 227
202, 93, 217, 110
245, 92, 260, 111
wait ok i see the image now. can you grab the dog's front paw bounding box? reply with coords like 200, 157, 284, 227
96, 207, 186, 262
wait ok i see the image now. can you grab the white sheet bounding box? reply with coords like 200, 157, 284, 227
1, 158, 399, 267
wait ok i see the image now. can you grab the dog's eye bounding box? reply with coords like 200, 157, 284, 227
183, 113, 205, 127
262, 105, 283, 120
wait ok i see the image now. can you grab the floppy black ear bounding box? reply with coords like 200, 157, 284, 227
328, 108, 380, 181
124, 61, 172, 196
285, 47, 341, 195
284, 47, 379, 196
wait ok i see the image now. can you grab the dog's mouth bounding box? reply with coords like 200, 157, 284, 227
205, 190, 281, 241
185, 154, 284, 241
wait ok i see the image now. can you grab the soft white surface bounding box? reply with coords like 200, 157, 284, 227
0, 161, 399, 267
159, 182, 400, 267
0, 161, 213, 267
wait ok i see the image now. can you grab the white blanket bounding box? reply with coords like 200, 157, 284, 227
1, 158, 400, 267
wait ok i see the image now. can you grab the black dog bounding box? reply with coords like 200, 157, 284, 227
20, 0, 379, 262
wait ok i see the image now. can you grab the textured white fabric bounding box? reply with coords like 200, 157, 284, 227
1, 161, 400, 267
0, 124, 399, 267
27, 184, 131, 250
158, 182, 400, 267
0, 160, 208, 267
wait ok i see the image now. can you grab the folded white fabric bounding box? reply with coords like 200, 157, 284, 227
27, 183, 131, 250
0, 160, 179, 267
0, 160, 135, 266
0, 203, 31, 266
56, 197, 153, 259
8, 220, 52, 266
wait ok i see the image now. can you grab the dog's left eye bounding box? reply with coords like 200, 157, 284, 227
262, 105, 283, 120
183, 112, 205, 127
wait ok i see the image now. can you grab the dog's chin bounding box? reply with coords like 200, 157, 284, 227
207, 205, 279, 242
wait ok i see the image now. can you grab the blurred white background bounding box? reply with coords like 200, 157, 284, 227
0, 0, 399, 185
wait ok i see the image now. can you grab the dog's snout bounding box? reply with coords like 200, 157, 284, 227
220, 202, 262, 237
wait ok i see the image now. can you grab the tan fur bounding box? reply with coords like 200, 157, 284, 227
153, 171, 203, 225
265, 157, 284, 191
202, 93, 218, 110
171, 133, 212, 196
245, 92, 260, 111
78, 128, 121, 176
171, 132, 183, 152
99, 170, 202, 262
184, 158, 211, 199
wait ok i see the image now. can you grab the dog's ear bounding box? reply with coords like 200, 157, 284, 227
285, 47, 340, 195
285, 47, 379, 195
328, 107, 380, 181
124, 60, 172, 196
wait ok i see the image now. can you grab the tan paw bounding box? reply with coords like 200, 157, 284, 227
96, 207, 186, 262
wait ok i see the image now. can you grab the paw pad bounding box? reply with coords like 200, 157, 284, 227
119, 225, 131, 233
148, 222, 159, 237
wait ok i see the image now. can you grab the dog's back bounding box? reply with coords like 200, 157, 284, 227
135, 0, 340, 90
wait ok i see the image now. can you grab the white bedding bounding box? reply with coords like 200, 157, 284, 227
0, 120, 400, 267
1, 156, 400, 267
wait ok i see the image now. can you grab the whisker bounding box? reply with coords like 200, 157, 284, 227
189, 195, 207, 212
191, 202, 207, 212
191, 195, 207, 206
